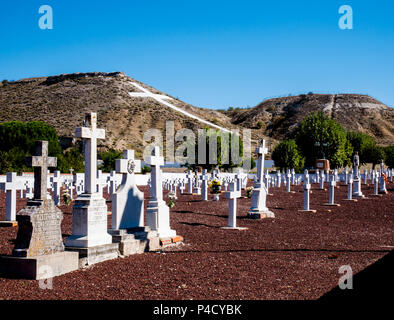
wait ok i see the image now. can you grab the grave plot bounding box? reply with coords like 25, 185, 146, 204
0, 179, 392, 299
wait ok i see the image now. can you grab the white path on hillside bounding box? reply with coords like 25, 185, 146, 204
128, 81, 231, 133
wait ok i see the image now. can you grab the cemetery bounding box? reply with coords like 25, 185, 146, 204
0, 111, 392, 299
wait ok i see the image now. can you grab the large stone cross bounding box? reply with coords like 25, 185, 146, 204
146, 146, 164, 201
26, 141, 57, 200
256, 139, 268, 183
76, 112, 105, 194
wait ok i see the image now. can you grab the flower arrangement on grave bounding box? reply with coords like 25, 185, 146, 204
167, 191, 176, 208
209, 179, 221, 194
62, 189, 72, 206
246, 186, 254, 198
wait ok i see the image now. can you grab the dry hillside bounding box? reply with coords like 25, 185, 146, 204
0, 73, 392, 159
228, 93, 394, 145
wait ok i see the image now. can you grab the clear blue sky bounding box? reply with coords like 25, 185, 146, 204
1, 0, 393, 109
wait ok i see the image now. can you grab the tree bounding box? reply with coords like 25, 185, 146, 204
272, 139, 304, 172
383, 145, 394, 169
366, 145, 385, 169
347, 131, 376, 164
186, 128, 248, 171
98, 149, 122, 172
296, 112, 352, 168
57, 148, 85, 173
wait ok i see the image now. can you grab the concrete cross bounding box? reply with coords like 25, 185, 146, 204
76, 112, 105, 194
200, 169, 209, 201
116, 150, 141, 175
146, 146, 164, 201
50, 170, 62, 205
0, 172, 25, 221
255, 139, 268, 183
26, 140, 57, 200
225, 182, 242, 228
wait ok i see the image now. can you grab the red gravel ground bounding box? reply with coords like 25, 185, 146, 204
0, 181, 392, 300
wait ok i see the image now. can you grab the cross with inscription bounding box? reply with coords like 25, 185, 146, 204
26, 140, 57, 200
76, 112, 105, 194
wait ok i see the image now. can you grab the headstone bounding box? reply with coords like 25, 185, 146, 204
299, 170, 316, 213
352, 152, 365, 198
0, 141, 78, 279
146, 147, 177, 239
200, 169, 209, 201
51, 171, 62, 206
344, 176, 357, 201
0, 172, 24, 225
222, 182, 247, 230
109, 149, 144, 230
248, 140, 275, 219
65, 113, 117, 267
324, 175, 340, 206
379, 173, 388, 194
186, 170, 193, 194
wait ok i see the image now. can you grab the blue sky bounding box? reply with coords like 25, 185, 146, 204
0, 0, 393, 109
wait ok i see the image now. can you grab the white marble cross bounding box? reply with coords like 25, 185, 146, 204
0, 172, 25, 221
256, 140, 268, 183
76, 112, 105, 194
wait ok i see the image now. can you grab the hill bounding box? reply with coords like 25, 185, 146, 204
0, 72, 237, 157
0, 73, 393, 159
228, 93, 394, 145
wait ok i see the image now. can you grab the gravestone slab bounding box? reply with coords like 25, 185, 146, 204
0, 141, 78, 280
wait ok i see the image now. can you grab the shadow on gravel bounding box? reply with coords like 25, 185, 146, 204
166, 248, 392, 254
319, 250, 394, 300
179, 222, 221, 229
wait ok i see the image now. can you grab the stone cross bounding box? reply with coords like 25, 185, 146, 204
186, 170, 193, 194
255, 140, 268, 183
299, 170, 315, 213
0, 172, 24, 221
26, 141, 57, 200
146, 146, 177, 238
224, 182, 242, 229
75, 112, 105, 194
200, 169, 209, 201
51, 171, 62, 205
147, 146, 164, 201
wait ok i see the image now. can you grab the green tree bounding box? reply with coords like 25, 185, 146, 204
347, 131, 376, 164
186, 128, 248, 171
366, 145, 385, 169
57, 148, 85, 173
272, 139, 304, 172
383, 145, 394, 169
296, 112, 352, 168
98, 149, 122, 172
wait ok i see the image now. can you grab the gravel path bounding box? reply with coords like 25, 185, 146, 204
0, 181, 392, 300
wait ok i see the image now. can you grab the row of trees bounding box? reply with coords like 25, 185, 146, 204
0, 121, 84, 174
272, 112, 394, 172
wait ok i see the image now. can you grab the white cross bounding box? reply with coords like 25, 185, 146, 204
76, 112, 105, 194
0, 172, 25, 221
256, 139, 268, 183
115, 150, 141, 174
146, 146, 164, 201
